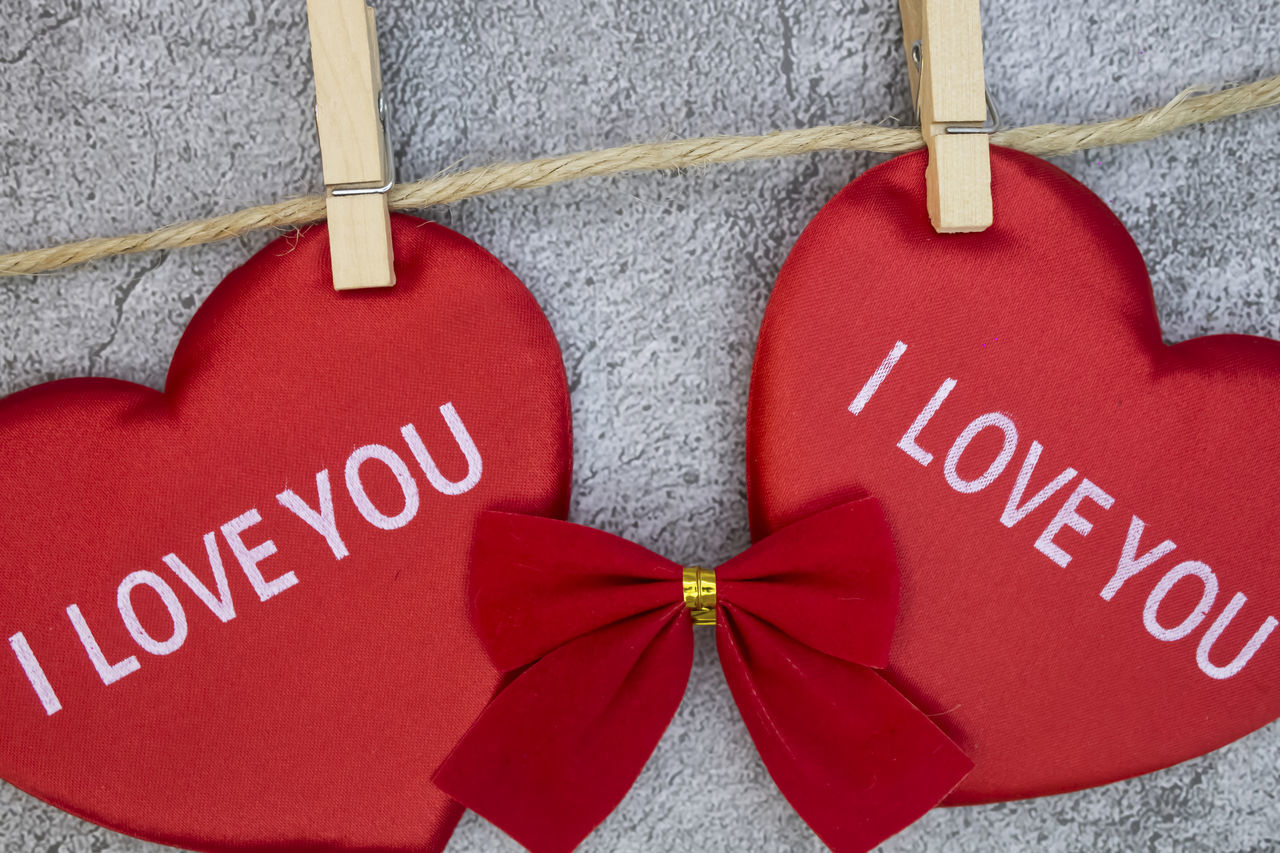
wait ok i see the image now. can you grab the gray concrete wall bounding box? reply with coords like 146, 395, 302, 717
1, 1, 1277, 850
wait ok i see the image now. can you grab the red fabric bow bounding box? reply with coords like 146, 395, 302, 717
433, 498, 972, 852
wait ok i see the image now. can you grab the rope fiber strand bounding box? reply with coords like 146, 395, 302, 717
2, 74, 1278, 278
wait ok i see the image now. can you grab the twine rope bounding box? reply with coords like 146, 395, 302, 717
2, 74, 1278, 278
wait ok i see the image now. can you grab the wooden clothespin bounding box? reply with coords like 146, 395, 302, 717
306, 0, 395, 289
898, 0, 994, 232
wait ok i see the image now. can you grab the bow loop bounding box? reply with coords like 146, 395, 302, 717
470, 511, 683, 670
716, 498, 898, 667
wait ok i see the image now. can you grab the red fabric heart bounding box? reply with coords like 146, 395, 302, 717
0, 215, 572, 851
747, 147, 1280, 803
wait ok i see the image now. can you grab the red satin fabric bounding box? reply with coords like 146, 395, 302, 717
0, 215, 571, 852
434, 499, 972, 852
746, 146, 1280, 801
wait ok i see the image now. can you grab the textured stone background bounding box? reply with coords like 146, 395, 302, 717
2, 0, 1279, 850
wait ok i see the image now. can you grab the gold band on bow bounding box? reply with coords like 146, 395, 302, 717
682, 566, 717, 626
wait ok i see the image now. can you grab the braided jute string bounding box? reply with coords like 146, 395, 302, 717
3, 73, 1279, 278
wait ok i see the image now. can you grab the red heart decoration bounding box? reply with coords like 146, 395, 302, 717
0, 215, 571, 851
748, 147, 1280, 803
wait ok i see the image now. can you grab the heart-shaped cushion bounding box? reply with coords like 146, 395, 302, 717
748, 147, 1280, 803
0, 214, 571, 851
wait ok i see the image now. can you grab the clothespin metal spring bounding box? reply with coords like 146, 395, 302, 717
329, 94, 394, 197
